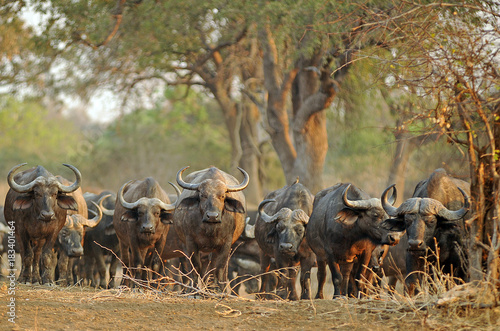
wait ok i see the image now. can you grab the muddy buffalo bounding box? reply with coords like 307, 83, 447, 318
113, 178, 178, 286
82, 191, 120, 288
254, 180, 315, 300
306, 183, 405, 297
174, 166, 249, 290
381, 168, 470, 294
4, 163, 81, 284
55, 176, 103, 286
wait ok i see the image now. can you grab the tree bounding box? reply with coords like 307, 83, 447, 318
360, 0, 500, 281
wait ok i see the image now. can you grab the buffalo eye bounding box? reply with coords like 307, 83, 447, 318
294, 225, 304, 235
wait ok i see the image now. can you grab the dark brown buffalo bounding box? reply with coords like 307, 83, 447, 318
306, 183, 405, 298
253, 180, 315, 300
174, 166, 249, 290
4, 163, 81, 284
54, 176, 103, 286
381, 168, 470, 295
82, 191, 120, 288
113, 178, 178, 286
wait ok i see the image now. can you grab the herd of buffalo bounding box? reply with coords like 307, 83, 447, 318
0, 163, 471, 299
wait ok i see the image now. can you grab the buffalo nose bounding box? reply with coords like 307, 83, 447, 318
279, 243, 293, 251
70, 247, 84, 257
39, 211, 55, 221
408, 239, 424, 250
206, 211, 219, 220
141, 225, 154, 233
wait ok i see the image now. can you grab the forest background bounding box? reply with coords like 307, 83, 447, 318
0, 0, 498, 280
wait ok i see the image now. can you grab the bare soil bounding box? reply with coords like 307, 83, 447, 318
1, 281, 499, 331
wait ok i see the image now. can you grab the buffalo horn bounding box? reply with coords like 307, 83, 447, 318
342, 184, 379, 210
118, 181, 176, 211
258, 199, 277, 223
436, 187, 470, 221
7, 163, 38, 193
56, 164, 82, 193
226, 167, 250, 192
99, 194, 115, 216
168, 182, 181, 205
381, 184, 399, 217
82, 201, 103, 227
176, 166, 201, 191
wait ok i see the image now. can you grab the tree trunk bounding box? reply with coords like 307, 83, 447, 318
260, 27, 340, 194
239, 101, 263, 206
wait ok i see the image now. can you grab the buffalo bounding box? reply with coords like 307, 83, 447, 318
55, 176, 104, 286
254, 180, 315, 300
173, 166, 249, 290
381, 168, 470, 295
306, 183, 405, 298
4, 163, 81, 284
113, 177, 178, 286
82, 191, 120, 288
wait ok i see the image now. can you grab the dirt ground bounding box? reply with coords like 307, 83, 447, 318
1, 280, 499, 331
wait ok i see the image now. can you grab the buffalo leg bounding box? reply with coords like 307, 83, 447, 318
119, 242, 131, 287
328, 258, 343, 297
40, 236, 58, 285
108, 254, 120, 288
32, 239, 45, 284
57, 249, 69, 286
210, 241, 232, 291
300, 255, 315, 300
339, 262, 354, 297
315, 260, 327, 299
285, 263, 299, 301
17, 231, 33, 284
257, 253, 272, 299
184, 238, 201, 288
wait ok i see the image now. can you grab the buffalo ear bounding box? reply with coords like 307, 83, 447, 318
335, 209, 358, 228
266, 227, 277, 244
121, 210, 137, 222
13, 195, 33, 210
160, 211, 174, 224
380, 218, 406, 232
224, 197, 245, 214
57, 195, 78, 211
176, 196, 199, 210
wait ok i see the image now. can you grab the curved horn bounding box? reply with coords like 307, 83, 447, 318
99, 194, 115, 216
436, 187, 470, 221
118, 181, 176, 211
7, 163, 37, 193
155, 196, 177, 212
168, 182, 181, 205
226, 167, 250, 192
342, 184, 378, 210
56, 164, 82, 193
258, 199, 277, 223
118, 181, 141, 209
381, 184, 399, 217
83, 201, 103, 227
176, 166, 201, 191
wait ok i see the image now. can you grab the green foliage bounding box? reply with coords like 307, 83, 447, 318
0, 95, 84, 174
78, 87, 231, 190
